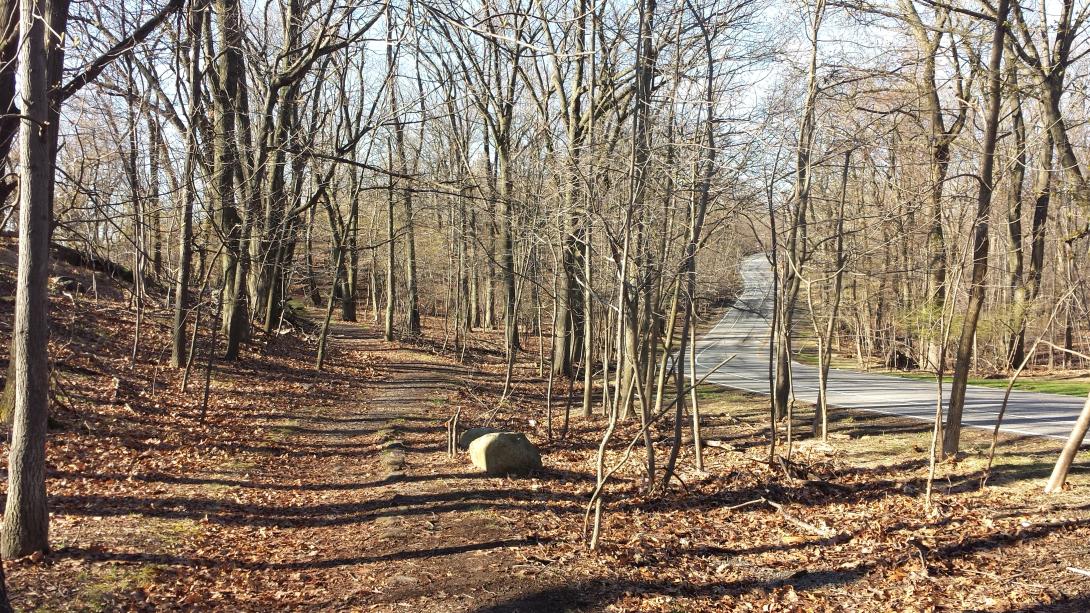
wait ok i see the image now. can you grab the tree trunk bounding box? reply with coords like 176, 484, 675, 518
581, 215, 594, 418
498, 146, 519, 359
0, 0, 18, 422
944, 0, 1010, 456
814, 149, 849, 440
384, 169, 396, 342
398, 147, 419, 334
2, 0, 53, 558
1005, 51, 1028, 370
1027, 133, 1053, 306
212, 0, 248, 361
386, 6, 418, 334
341, 180, 359, 322
1044, 392, 1090, 493
146, 114, 163, 281
898, 1, 966, 371
777, 0, 824, 422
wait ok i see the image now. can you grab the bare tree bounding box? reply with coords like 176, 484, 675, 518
2, 0, 56, 559
944, 0, 1011, 456
171, 0, 206, 368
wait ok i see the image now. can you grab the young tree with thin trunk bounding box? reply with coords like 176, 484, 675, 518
775, 0, 825, 422
170, 2, 206, 368
944, 0, 1011, 456
1045, 392, 1090, 493
811, 150, 850, 440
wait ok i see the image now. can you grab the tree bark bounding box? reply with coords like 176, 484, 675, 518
943, 0, 1010, 456
0, 0, 19, 209
147, 113, 163, 281
777, 0, 824, 421
1044, 392, 1090, 493
211, 0, 249, 361
814, 149, 850, 440
1005, 51, 1029, 370
2, 0, 53, 558
384, 165, 396, 342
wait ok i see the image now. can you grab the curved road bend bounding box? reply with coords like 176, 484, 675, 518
693, 253, 1087, 441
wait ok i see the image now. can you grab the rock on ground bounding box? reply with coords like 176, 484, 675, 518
457, 426, 501, 450
468, 432, 542, 476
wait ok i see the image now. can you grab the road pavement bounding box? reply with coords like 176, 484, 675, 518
693, 253, 1087, 440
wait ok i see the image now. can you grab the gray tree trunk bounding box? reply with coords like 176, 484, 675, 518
1005, 52, 1028, 370
2, 0, 53, 558
0, 0, 20, 419
943, 0, 1010, 456
212, 0, 248, 360
1045, 392, 1090, 493
776, 0, 824, 422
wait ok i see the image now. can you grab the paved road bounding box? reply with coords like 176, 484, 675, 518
693, 253, 1087, 441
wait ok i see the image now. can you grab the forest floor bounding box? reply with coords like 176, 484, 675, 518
2, 247, 1090, 611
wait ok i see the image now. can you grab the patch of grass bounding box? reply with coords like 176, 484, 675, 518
285, 298, 308, 315
217, 458, 256, 475
792, 342, 1090, 397
974, 377, 1089, 396
793, 346, 818, 366
696, 384, 765, 403
694, 384, 733, 401
75, 564, 164, 612
268, 418, 301, 441
157, 518, 203, 546
793, 345, 864, 370
889, 371, 1090, 397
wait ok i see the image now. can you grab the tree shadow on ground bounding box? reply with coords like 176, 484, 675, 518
996, 594, 1090, 613
47, 469, 488, 491
55, 537, 540, 571
468, 568, 866, 613
45, 487, 586, 529
247, 412, 433, 424
470, 514, 1090, 613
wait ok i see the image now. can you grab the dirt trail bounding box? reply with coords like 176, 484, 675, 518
266, 319, 572, 612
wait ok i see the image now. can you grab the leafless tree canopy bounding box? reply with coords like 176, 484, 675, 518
3, 0, 1090, 601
